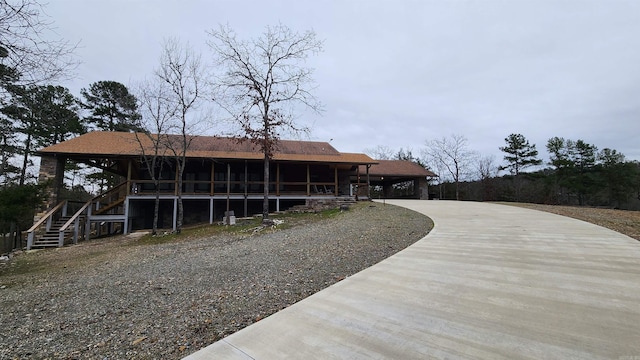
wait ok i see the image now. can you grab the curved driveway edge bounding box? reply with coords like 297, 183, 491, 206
184, 200, 640, 359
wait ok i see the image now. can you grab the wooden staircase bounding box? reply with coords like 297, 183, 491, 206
30, 215, 74, 248
27, 182, 129, 250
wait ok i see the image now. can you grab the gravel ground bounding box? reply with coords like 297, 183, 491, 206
0, 202, 431, 359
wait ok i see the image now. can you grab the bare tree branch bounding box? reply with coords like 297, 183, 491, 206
207, 24, 323, 220
153, 38, 205, 233
0, 0, 79, 85
423, 134, 477, 200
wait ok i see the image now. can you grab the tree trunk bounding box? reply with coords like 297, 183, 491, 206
263, 155, 270, 221
19, 132, 32, 186
153, 177, 160, 236
176, 157, 184, 233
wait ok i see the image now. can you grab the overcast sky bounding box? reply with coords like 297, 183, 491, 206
46, 0, 640, 164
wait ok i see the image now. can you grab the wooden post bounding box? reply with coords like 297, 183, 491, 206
85, 205, 92, 241
366, 164, 371, 200
356, 165, 360, 200
226, 163, 230, 220
126, 159, 132, 195
334, 166, 338, 196
209, 198, 214, 224
306, 164, 310, 196
210, 159, 216, 196
276, 163, 280, 196
172, 197, 178, 231
123, 198, 130, 235
244, 160, 248, 217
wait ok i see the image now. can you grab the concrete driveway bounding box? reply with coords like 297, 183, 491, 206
185, 200, 640, 359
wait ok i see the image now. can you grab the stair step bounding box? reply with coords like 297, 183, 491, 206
34, 239, 60, 243
31, 243, 61, 248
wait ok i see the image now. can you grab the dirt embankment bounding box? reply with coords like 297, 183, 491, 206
501, 202, 640, 241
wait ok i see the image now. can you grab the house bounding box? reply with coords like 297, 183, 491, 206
27, 131, 435, 249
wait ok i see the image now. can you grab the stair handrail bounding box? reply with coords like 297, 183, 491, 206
58, 199, 92, 245
92, 181, 128, 213
26, 200, 67, 249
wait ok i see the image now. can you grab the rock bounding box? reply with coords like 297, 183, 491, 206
131, 336, 147, 345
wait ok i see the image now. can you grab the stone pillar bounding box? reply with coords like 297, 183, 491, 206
37, 155, 66, 214
383, 183, 393, 198
416, 178, 429, 200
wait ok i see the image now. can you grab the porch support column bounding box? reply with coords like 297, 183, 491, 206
244, 160, 248, 217
126, 159, 132, 195
209, 198, 214, 224
226, 163, 230, 219
366, 164, 371, 200
306, 164, 310, 196
334, 166, 338, 196
214, 159, 216, 196
123, 197, 130, 234
276, 163, 280, 196
172, 197, 178, 232
355, 165, 360, 200
85, 205, 92, 241
174, 161, 179, 196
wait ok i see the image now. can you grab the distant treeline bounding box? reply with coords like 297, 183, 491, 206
434, 135, 640, 210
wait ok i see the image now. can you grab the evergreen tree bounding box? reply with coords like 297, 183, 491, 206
499, 133, 541, 176
0, 183, 42, 249
499, 133, 541, 201
597, 148, 638, 207
546, 137, 598, 205
1, 84, 83, 185
571, 140, 598, 205
81, 81, 142, 132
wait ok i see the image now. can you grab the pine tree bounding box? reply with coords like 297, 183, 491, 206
499, 133, 541, 201
499, 133, 542, 176
81, 81, 142, 132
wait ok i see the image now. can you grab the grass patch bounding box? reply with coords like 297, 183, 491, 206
1, 204, 356, 280
132, 205, 350, 245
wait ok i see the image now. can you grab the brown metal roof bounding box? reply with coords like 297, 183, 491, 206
358, 160, 437, 177
37, 131, 377, 165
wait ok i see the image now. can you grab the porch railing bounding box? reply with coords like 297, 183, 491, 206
129, 179, 339, 196
58, 200, 91, 245
92, 182, 128, 214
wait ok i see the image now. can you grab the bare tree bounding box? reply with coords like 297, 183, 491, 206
476, 154, 498, 201
363, 145, 394, 160
134, 77, 178, 235
155, 38, 204, 233
0, 0, 78, 85
477, 154, 498, 181
422, 153, 447, 199
423, 134, 476, 200
208, 24, 323, 222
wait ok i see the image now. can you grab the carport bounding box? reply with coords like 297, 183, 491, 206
354, 160, 437, 199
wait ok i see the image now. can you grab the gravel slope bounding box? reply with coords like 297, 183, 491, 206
0, 202, 432, 359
